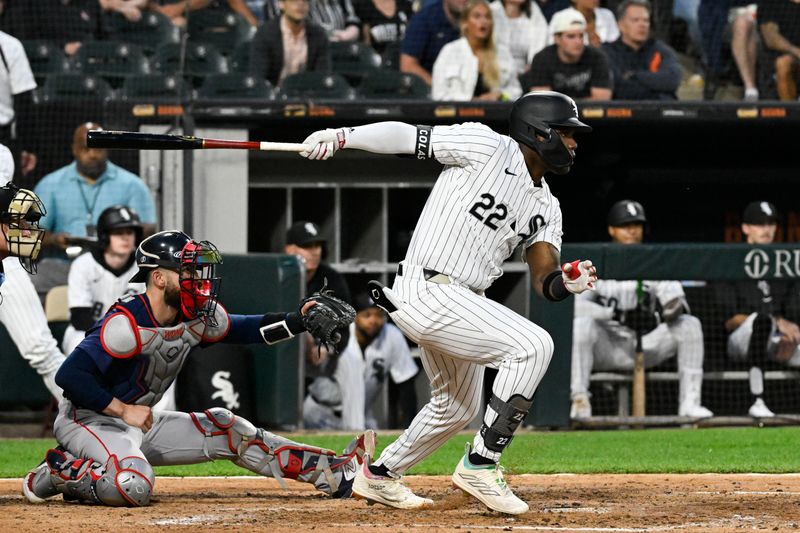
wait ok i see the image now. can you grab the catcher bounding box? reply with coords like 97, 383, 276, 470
23, 230, 365, 507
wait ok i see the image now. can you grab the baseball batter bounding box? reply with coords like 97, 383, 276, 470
23, 230, 371, 507
304, 292, 419, 430
0, 143, 65, 402
300, 91, 598, 514
570, 200, 713, 419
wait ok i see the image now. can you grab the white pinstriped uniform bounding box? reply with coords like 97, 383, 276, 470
375, 123, 561, 472
61, 252, 143, 355
571, 280, 705, 406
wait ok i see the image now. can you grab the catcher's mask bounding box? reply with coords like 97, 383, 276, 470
509, 91, 591, 175
178, 239, 223, 321
0, 183, 46, 274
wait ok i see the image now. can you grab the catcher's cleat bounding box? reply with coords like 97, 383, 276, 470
22, 448, 68, 503
352, 455, 432, 509
451, 443, 528, 515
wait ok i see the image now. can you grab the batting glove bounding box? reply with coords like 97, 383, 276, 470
562, 259, 597, 294
300, 128, 349, 160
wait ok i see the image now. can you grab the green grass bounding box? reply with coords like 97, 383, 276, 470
3, 427, 799, 478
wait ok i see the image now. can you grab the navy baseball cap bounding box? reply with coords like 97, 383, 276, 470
286, 221, 326, 246
743, 201, 778, 225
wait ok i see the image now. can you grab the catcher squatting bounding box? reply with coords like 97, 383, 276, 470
20, 90, 598, 515
22, 230, 364, 506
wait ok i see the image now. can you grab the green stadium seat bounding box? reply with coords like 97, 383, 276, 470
279, 72, 356, 100
119, 74, 188, 101
330, 41, 382, 86
230, 41, 251, 73
380, 41, 401, 70
73, 42, 150, 88
40, 74, 113, 103
22, 40, 70, 83
153, 42, 228, 87
197, 74, 273, 101
187, 9, 252, 56
358, 70, 430, 100
104, 10, 180, 54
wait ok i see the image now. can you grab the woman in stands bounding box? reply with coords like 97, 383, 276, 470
431, 0, 521, 101
489, 0, 548, 81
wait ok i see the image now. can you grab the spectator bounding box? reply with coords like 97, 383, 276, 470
249, 0, 331, 86
522, 9, 612, 99
602, 0, 681, 100
400, 0, 464, 84
570, 200, 712, 420
489, 0, 548, 81
151, 0, 259, 28
548, 1, 619, 47
354, 0, 413, 55
304, 292, 419, 430
310, 0, 361, 41
712, 202, 800, 418
432, 0, 522, 100
34, 122, 157, 253
4, 0, 103, 56
758, 0, 800, 101
99, 0, 149, 22
0, 30, 37, 184
535, 0, 569, 21
698, 1, 759, 101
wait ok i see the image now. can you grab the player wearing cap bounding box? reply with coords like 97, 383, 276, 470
712, 201, 800, 418
299, 91, 598, 514
570, 200, 713, 420
284, 220, 351, 302
304, 291, 419, 430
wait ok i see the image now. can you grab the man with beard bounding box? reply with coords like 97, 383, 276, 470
304, 291, 418, 430
33, 122, 156, 253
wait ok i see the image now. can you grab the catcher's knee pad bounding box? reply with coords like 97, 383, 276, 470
480, 394, 533, 453
44, 449, 154, 507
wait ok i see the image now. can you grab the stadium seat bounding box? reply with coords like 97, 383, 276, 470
104, 10, 180, 54
230, 41, 251, 73
330, 41, 382, 86
44, 285, 69, 322
279, 72, 356, 100
153, 42, 228, 87
380, 41, 401, 70
197, 74, 273, 101
119, 74, 188, 101
73, 42, 150, 88
187, 9, 252, 56
22, 40, 70, 83
358, 70, 430, 99
40, 74, 113, 103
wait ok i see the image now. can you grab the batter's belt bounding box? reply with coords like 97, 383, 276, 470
397, 263, 482, 294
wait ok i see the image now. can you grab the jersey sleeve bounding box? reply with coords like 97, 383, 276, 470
385, 325, 419, 384
430, 123, 503, 169
531, 195, 563, 250
6, 37, 37, 95
67, 254, 95, 309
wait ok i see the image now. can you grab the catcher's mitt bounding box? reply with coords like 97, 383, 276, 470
301, 280, 356, 348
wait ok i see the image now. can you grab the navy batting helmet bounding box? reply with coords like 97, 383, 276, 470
129, 230, 192, 283
97, 205, 143, 248
509, 91, 591, 174
608, 200, 647, 226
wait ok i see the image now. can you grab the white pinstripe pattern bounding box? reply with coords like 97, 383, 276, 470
0, 258, 65, 401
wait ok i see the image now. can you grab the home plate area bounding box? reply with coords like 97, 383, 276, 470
3, 474, 799, 532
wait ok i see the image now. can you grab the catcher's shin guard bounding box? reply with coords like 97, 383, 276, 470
190, 407, 365, 497
24, 448, 154, 506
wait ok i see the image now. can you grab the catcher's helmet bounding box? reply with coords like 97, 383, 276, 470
97, 205, 143, 248
0, 183, 46, 274
130, 230, 223, 320
509, 91, 591, 174
608, 200, 647, 226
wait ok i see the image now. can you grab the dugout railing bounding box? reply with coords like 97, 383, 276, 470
530, 243, 800, 429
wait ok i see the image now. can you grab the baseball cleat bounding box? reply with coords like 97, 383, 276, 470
749, 398, 775, 418
352, 457, 432, 509
452, 444, 528, 515
22, 460, 58, 504
678, 402, 713, 418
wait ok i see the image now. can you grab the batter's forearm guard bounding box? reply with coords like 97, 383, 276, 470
543, 269, 570, 301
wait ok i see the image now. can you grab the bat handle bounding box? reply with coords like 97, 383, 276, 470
258, 142, 308, 152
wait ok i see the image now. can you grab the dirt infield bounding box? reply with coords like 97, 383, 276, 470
3, 474, 800, 532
